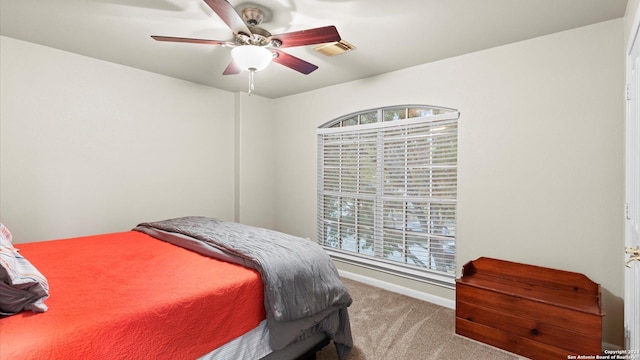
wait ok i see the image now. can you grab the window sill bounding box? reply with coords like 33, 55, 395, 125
324, 247, 456, 290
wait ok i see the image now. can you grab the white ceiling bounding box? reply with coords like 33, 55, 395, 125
0, 0, 628, 98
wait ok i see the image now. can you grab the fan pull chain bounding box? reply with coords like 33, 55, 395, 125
248, 68, 256, 96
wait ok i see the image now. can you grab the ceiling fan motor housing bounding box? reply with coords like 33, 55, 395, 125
242, 8, 262, 26
237, 2, 273, 26
234, 3, 280, 46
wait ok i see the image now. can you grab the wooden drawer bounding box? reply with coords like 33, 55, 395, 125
455, 257, 604, 359
456, 294, 602, 354
456, 317, 574, 360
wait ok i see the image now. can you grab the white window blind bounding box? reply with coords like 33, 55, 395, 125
317, 106, 459, 287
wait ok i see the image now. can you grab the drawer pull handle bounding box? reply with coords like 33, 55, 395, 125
530, 328, 539, 336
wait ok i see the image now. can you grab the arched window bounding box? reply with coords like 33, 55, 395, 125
317, 105, 459, 286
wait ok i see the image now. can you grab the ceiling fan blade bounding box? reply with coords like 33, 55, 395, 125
270, 25, 341, 48
272, 50, 318, 75
203, 0, 252, 36
223, 60, 241, 75
151, 36, 226, 45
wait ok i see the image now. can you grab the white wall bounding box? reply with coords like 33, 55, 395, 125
234, 91, 275, 229
0, 36, 237, 242
626, 0, 640, 49
272, 19, 625, 346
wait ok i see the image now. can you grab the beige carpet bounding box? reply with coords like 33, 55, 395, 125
316, 277, 521, 360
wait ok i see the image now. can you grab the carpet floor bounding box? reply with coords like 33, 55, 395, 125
316, 277, 522, 360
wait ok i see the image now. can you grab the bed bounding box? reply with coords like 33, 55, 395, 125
0, 217, 353, 360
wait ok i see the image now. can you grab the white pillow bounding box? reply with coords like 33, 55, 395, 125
0, 223, 49, 315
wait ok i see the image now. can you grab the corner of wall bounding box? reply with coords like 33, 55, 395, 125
234, 92, 243, 223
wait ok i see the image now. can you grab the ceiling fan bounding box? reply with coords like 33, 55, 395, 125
151, 0, 343, 92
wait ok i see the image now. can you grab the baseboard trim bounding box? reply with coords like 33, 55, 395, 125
602, 341, 623, 351
338, 269, 456, 309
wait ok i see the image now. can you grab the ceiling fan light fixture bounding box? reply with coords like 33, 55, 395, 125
231, 45, 273, 72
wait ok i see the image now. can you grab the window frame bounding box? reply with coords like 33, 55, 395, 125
317, 105, 459, 288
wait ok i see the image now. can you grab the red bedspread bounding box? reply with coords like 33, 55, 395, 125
0, 231, 266, 360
